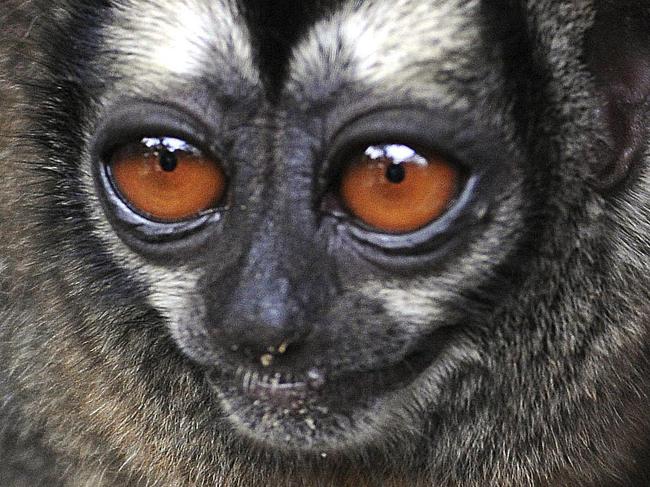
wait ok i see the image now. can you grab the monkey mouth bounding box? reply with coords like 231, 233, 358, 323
230, 366, 326, 408
206, 334, 448, 449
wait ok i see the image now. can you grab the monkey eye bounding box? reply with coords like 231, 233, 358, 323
338, 144, 459, 233
106, 137, 227, 222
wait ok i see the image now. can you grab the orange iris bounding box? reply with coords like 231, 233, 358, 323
110, 138, 226, 222
340, 144, 458, 233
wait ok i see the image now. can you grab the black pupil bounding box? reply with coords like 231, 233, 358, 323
159, 150, 178, 172
385, 163, 406, 184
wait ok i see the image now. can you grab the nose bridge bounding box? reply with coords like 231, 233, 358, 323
204, 128, 333, 353
235, 227, 296, 325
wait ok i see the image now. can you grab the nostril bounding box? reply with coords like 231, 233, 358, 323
267, 338, 296, 358
255, 337, 304, 368
221, 331, 308, 369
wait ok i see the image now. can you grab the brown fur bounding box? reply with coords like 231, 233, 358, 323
0, 1, 648, 486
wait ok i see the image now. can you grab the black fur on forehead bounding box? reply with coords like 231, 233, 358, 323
238, 0, 346, 96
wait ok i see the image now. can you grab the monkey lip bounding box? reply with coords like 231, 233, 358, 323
203, 329, 455, 451
210, 334, 446, 414
231, 367, 327, 408
204, 333, 452, 449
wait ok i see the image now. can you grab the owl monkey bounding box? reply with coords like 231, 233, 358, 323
0, 0, 648, 486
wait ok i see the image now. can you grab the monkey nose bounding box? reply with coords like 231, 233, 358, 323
210, 274, 313, 359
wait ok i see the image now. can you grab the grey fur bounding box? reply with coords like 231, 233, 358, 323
0, 0, 648, 486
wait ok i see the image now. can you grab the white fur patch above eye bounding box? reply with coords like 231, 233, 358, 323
286, 0, 481, 102
105, 0, 258, 83
339, 0, 478, 84
146, 7, 217, 76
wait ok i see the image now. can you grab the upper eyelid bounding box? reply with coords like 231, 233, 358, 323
91, 102, 237, 180
111, 137, 200, 153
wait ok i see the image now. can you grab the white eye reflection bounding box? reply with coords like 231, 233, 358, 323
141, 137, 195, 153
364, 144, 428, 165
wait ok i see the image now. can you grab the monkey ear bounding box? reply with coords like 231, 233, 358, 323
585, 1, 650, 190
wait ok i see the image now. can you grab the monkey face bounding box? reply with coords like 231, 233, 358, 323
80, 0, 528, 450
1, 0, 648, 485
